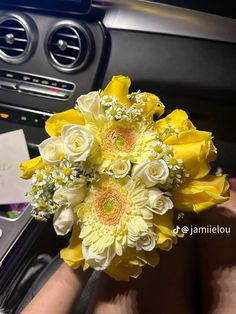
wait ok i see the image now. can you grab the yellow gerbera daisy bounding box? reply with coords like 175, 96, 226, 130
87, 119, 157, 170
75, 175, 155, 270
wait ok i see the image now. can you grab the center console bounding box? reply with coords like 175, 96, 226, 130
0, 0, 108, 299
0, 1, 107, 145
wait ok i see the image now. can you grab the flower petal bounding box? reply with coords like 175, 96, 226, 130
102, 75, 131, 107
20, 156, 45, 179
155, 109, 195, 133
171, 174, 230, 212
144, 93, 164, 117
60, 224, 84, 269
164, 129, 217, 179
105, 248, 159, 281
45, 109, 85, 137
53, 205, 75, 236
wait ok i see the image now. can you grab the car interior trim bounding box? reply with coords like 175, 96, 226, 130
103, 0, 236, 43
0, 12, 38, 64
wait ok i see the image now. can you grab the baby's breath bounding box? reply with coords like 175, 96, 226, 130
157, 125, 179, 141
165, 157, 187, 188
148, 140, 187, 188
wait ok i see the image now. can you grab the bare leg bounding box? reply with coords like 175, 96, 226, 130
21, 262, 92, 314
86, 214, 196, 314
197, 190, 236, 314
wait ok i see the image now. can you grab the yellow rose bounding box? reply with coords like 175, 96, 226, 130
102, 75, 131, 107
45, 109, 85, 137
155, 109, 195, 133
153, 211, 177, 251
157, 233, 177, 251
164, 129, 217, 179
105, 248, 160, 281
171, 174, 229, 212
20, 156, 45, 179
60, 224, 85, 269
141, 92, 165, 118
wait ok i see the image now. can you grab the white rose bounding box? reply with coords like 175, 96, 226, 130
82, 245, 115, 271
38, 137, 64, 165
135, 230, 157, 251
53, 205, 75, 236
76, 91, 101, 124
53, 184, 87, 208
109, 160, 131, 178
148, 188, 173, 215
62, 124, 94, 163
132, 159, 169, 187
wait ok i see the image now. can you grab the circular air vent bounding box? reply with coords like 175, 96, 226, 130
0, 14, 37, 64
47, 21, 92, 72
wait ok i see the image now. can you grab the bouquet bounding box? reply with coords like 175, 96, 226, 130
20, 75, 229, 281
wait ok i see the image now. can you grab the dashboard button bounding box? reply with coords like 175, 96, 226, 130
0, 80, 17, 90
32, 78, 40, 84
5, 73, 14, 79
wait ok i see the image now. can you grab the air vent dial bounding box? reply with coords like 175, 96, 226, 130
47, 21, 92, 72
0, 14, 37, 64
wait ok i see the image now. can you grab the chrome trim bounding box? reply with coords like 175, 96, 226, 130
103, 0, 236, 43
0, 68, 75, 101
46, 20, 93, 73
0, 12, 38, 64
0, 68, 75, 92
0, 102, 52, 117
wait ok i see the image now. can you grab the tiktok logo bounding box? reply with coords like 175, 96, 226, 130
173, 225, 189, 234
173, 225, 180, 234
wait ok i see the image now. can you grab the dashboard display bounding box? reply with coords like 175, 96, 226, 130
0, 0, 92, 14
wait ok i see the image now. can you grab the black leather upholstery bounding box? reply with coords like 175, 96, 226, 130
0, 254, 52, 314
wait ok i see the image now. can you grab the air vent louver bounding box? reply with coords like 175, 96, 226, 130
0, 14, 36, 64
47, 22, 91, 72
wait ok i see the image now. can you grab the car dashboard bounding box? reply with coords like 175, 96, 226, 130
0, 0, 235, 310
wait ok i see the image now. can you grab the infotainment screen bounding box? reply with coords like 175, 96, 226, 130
0, 0, 92, 15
